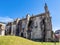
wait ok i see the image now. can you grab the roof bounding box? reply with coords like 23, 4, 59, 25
20, 12, 46, 21
31, 13, 45, 18
6, 12, 47, 26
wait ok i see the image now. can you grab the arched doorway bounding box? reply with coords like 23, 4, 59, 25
21, 32, 24, 37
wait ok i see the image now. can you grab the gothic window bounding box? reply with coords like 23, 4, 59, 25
27, 19, 34, 32
9, 26, 11, 35
22, 24, 25, 32
34, 21, 38, 28
40, 20, 44, 31
35, 26, 38, 28
22, 24, 25, 28
30, 21, 34, 29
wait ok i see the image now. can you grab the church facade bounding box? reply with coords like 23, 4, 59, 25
6, 3, 52, 41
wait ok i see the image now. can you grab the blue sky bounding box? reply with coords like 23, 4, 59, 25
0, 0, 60, 32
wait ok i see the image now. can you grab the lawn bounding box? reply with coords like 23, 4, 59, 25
0, 36, 60, 45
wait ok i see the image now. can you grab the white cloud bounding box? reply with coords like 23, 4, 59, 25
53, 26, 60, 32
0, 16, 13, 23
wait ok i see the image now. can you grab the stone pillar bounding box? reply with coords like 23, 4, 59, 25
44, 17, 52, 41
26, 14, 30, 38
11, 23, 13, 35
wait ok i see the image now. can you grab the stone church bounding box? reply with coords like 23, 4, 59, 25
6, 3, 52, 41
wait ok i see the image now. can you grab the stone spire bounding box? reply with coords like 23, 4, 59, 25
44, 3, 49, 13
44, 3, 50, 17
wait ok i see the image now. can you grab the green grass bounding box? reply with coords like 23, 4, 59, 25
0, 36, 60, 45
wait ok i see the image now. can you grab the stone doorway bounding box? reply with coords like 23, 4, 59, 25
21, 32, 24, 37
